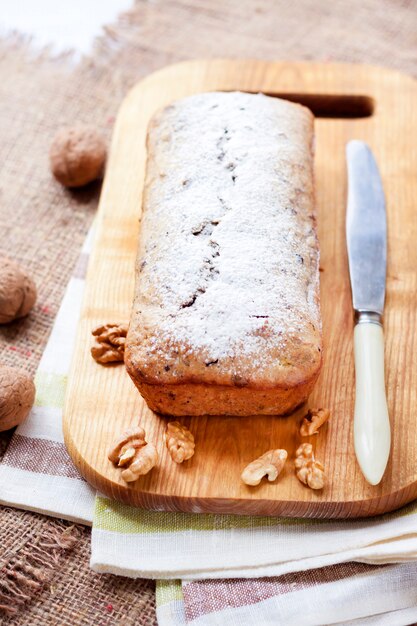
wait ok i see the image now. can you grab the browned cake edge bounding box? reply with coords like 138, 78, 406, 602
125, 360, 321, 416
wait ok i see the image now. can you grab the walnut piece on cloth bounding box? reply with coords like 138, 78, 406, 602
241, 449, 288, 486
0, 256, 37, 324
300, 407, 330, 436
108, 426, 158, 482
91, 323, 128, 364
0, 366, 36, 431
165, 421, 195, 463
49, 125, 107, 188
295, 443, 325, 490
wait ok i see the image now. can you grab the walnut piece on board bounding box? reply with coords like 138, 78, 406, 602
165, 421, 195, 463
295, 443, 325, 490
241, 449, 288, 486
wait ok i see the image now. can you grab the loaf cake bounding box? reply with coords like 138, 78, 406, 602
125, 91, 322, 416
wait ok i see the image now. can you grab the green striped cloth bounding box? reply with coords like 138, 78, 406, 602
92, 493, 417, 579
92, 494, 417, 625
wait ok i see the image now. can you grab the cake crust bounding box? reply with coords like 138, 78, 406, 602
125, 91, 322, 415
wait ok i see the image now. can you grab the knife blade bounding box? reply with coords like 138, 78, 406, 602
346, 140, 391, 485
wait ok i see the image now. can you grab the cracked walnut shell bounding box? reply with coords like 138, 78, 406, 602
241, 449, 287, 486
0, 256, 37, 324
91, 323, 128, 364
108, 426, 158, 482
50, 125, 106, 188
295, 443, 325, 490
165, 421, 195, 463
300, 407, 330, 436
0, 366, 36, 432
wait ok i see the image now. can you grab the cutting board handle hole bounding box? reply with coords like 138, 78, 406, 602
235, 91, 374, 118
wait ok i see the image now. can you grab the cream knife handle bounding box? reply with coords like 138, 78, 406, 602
354, 318, 391, 485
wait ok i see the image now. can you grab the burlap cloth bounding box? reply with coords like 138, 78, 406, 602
0, 0, 416, 623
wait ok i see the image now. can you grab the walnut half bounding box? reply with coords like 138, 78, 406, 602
108, 427, 158, 482
91, 323, 128, 364
241, 449, 288, 486
300, 408, 330, 436
165, 422, 195, 463
120, 444, 158, 482
295, 443, 325, 490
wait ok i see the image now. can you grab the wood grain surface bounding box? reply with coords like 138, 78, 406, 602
63, 60, 417, 518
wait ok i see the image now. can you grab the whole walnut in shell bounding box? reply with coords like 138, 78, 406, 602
49, 125, 107, 188
0, 256, 37, 324
0, 366, 36, 431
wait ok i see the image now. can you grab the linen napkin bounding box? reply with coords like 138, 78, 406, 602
1, 229, 417, 626
91, 496, 417, 580
156, 566, 417, 626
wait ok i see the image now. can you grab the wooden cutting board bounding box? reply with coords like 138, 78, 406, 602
63, 60, 417, 518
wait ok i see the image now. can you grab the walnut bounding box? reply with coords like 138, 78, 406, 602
300, 407, 330, 436
0, 366, 36, 432
295, 443, 325, 490
121, 444, 158, 482
108, 427, 158, 482
91, 323, 128, 364
49, 125, 106, 188
241, 449, 287, 486
165, 421, 195, 463
0, 256, 37, 324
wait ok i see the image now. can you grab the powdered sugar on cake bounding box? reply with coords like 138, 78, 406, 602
136, 92, 321, 371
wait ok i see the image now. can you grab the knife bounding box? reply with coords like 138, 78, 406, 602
346, 140, 391, 486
